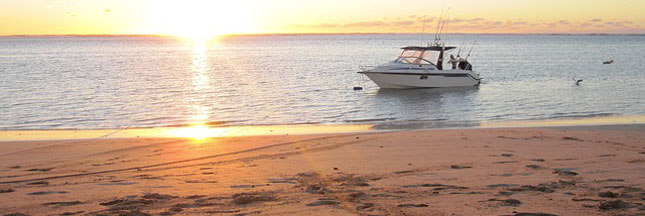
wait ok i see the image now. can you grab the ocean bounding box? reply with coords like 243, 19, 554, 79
0, 34, 644, 130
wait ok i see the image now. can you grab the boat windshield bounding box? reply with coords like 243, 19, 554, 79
394, 49, 438, 66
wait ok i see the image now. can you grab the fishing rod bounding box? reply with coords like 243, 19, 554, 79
420, 9, 428, 46
437, 7, 450, 40
465, 42, 477, 60
457, 37, 467, 57
434, 0, 448, 42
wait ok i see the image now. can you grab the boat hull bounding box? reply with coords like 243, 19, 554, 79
360, 71, 480, 89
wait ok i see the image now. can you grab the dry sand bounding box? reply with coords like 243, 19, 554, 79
0, 125, 644, 215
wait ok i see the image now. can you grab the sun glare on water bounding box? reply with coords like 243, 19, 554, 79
143, 0, 253, 41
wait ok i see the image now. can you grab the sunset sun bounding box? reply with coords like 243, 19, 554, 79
143, 0, 253, 40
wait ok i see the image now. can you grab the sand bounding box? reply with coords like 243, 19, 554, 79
0, 125, 644, 215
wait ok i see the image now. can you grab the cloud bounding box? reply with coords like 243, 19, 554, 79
343, 21, 389, 27
307, 23, 340, 28
547, 20, 570, 28
293, 16, 641, 33
342, 16, 423, 28
605, 21, 634, 27
444, 18, 485, 24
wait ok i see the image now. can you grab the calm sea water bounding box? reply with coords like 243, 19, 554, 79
0, 34, 644, 130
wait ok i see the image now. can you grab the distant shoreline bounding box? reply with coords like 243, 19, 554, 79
1, 32, 645, 38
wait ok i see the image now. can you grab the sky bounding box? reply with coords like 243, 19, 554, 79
1, 0, 644, 37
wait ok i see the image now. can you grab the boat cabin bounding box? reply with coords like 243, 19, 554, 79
394, 46, 457, 70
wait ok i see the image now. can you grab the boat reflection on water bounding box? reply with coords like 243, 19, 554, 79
370, 87, 482, 130
374, 86, 480, 99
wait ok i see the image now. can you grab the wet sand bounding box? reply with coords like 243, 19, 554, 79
1, 125, 644, 215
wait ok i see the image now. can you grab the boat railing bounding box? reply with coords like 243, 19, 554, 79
359, 65, 376, 72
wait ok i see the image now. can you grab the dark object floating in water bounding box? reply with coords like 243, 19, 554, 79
603, 60, 614, 64
353, 86, 363, 90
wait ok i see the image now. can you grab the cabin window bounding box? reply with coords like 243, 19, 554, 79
420, 75, 428, 80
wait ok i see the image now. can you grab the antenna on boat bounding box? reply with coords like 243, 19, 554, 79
420, 9, 428, 46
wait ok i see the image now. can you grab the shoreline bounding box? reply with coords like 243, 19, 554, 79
1, 115, 643, 141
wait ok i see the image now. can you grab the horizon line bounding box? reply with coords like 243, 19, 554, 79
2, 32, 644, 37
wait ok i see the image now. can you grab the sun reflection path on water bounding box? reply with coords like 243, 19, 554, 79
188, 40, 212, 123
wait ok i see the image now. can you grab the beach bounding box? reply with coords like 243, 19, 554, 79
1, 124, 644, 215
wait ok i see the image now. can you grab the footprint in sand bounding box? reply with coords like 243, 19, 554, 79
42, 201, 84, 207
397, 203, 428, 208
3, 213, 30, 216
26, 181, 49, 186
230, 184, 268, 188
26, 168, 54, 172
60, 211, 85, 215
492, 161, 519, 164
0, 188, 15, 193
485, 198, 522, 206
526, 164, 546, 170
552, 170, 578, 176
27, 191, 68, 195
231, 192, 277, 205
486, 184, 519, 189
598, 200, 635, 210
356, 202, 374, 210
450, 165, 472, 169
97, 181, 137, 186
306, 200, 340, 206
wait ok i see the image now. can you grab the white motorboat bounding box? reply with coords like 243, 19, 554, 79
359, 42, 481, 89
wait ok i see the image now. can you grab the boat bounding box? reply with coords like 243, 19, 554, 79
358, 41, 481, 89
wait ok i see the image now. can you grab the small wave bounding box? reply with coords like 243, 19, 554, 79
344, 118, 396, 123
135, 116, 176, 123
541, 112, 615, 120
